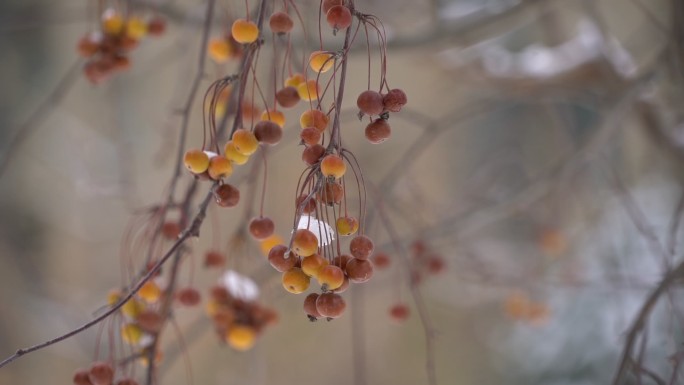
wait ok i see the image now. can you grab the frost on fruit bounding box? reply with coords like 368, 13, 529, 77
296, 215, 335, 246
220, 270, 259, 301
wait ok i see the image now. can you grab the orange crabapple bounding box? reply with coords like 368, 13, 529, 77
326, 5, 353, 32
176, 287, 201, 306
349, 235, 374, 260
101, 9, 124, 35
231, 18, 259, 44
268, 244, 298, 272
300, 127, 322, 145
208, 155, 233, 179
248, 216, 275, 240
317, 265, 345, 290
225, 324, 257, 351
260, 234, 284, 256
125, 17, 147, 40
214, 183, 240, 207
315, 292, 346, 319
346, 258, 374, 283
138, 280, 161, 303
276, 86, 300, 108
365, 118, 391, 144
336, 216, 359, 236
357, 90, 384, 116
303, 293, 322, 320
183, 149, 210, 174
147, 16, 166, 36
241, 102, 262, 123
88, 362, 114, 385
254, 120, 283, 145
121, 297, 144, 318
300, 109, 329, 131
285, 73, 306, 88
204, 250, 226, 268
292, 229, 319, 257
297, 79, 320, 101
323, 0, 344, 14
383, 88, 407, 112
232, 128, 259, 155
224, 141, 249, 165
301, 253, 328, 278
260, 109, 286, 127
321, 154, 346, 179
282, 267, 310, 294
208, 38, 233, 63
317, 180, 344, 205
309, 51, 334, 73
269, 11, 294, 34
389, 303, 410, 322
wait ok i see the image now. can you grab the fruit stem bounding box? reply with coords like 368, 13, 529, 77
327, 2, 354, 153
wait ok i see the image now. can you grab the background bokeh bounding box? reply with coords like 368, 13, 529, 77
1, 0, 683, 384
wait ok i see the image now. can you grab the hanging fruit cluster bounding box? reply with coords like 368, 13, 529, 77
77, 4, 166, 84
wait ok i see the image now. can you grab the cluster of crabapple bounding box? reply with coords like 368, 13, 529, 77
77, 7, 166, 84
204, 284, 278, 351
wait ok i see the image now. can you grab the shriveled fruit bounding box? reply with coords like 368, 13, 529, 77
215, 183, 240, 207
357, 90, 384, 116
365, 118, 391, 144
276, 86, 300, 108
323, 0, 344, 13
269, 11, 294, 34
317, 181, 343, 205
302, 144, 326, 165
300, 127, 321, 145
383, 88, 407, 112
254, 120, 283, 145
321, 154, 346, 179
326, 5, 352, 31
282, 267, 310, 293
268, 244, 298, 272
248, 216, 275, 240
315, 292, 346, 318
346, 258, 374, 283
293, 229, 319, 257
303, 293, 322, 320
349, 235, 374, 260
231, 19, 259, 44
295, 194, 317, 214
